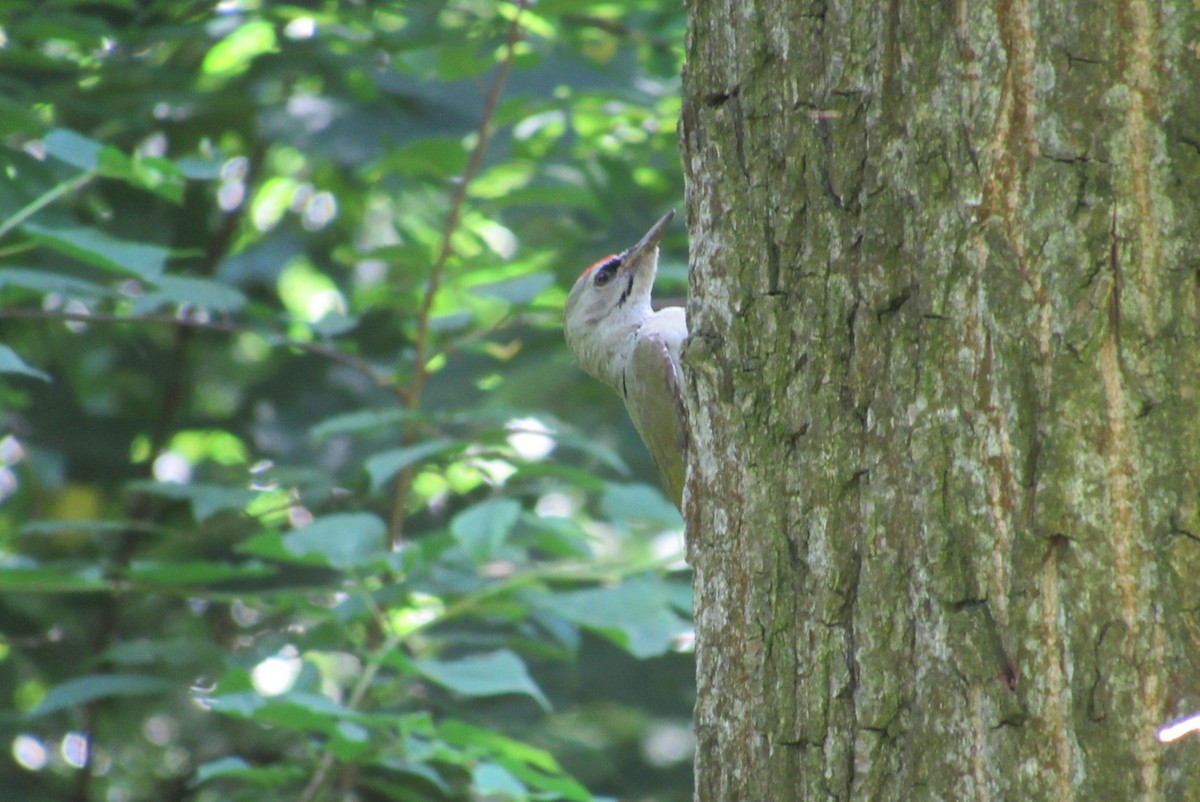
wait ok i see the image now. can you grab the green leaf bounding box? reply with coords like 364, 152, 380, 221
126, 481, 257, 522
177, 154, 223, 180
472, 763, 527, 798
0, 564, 108, 593
469, 271, 553, 304
542, 577, 688, 659
42, 139, 181, 201
202, 691, 263, 718
0, 97, 39, 137
365, 439, 460, 489
95, 146, 134, 180
207, 691, 351, 733
236, 531, 323, 567
524, 515, 593, 559
103, 637, 214, 667
428, 311, 473, 332
437, 42, 498, 80
329, 720, 372, 760
485, 184, 595, 211
133, 275, 247, 313
310, 407, 413, 441
385, 136, 468, 179
387, 762, 451, 794
309, 312, 358, 337
21, 520, 156, 537
439, 719, 562, 770
42, 129, 103, 171
281, 512, 387, 570
202, 19, 278, 80
194, 756, 251, 783
194, 756, 306, 786
414, 650, 549, 710
131, 155, 187, 203
437, 720, 592, 800
126, 560, 277, 586
31, 674, 175, 716
450, 499, 521, 563
0, 345, 51, 381
257, 692, 350, 730
24, 223, 168, 279
0, 267, 110, 298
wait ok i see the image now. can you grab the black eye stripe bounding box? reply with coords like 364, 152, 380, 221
594, 257, 621, 287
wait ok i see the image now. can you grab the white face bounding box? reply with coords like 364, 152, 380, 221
563, 210, 675, 385
564, 210, 675, 326
565, 249, 655, 327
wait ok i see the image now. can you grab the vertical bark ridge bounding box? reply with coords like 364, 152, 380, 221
980, 326, 1019, 639
1039, 541, 1076, 802
974, 0, 1039, 663
970, 682, 991, 802
1118, 0, 1162, 330
1112, 0, 1166, 796
1100, 324, 1160, 801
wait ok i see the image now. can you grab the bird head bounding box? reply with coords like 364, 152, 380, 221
563, 210, 675, 384
564, 209, 675, 342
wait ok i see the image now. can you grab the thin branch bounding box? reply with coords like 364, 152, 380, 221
387, 0, 528, 545
0, 306, 392, 388
0, 170, 96, 242
296, 6, 530, 802
296, 550, 675, 802
68, 158, 256, 802
561, 13, 675, 51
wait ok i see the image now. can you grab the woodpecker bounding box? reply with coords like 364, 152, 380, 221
563, 210, 687, 510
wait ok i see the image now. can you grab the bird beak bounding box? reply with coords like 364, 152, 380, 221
623, 209, 676, 264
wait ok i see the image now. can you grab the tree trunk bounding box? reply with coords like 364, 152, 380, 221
680, 1, 1200, 800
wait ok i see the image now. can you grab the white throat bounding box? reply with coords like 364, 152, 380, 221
565, 295, 653, 389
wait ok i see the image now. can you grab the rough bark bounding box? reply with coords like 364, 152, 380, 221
680, 1, 1200, 800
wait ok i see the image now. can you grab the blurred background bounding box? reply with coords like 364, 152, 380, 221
0, 2, 692, 800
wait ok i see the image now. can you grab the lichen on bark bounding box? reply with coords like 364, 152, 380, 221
681, 0, 1200, 799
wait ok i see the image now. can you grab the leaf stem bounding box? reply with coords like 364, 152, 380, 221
0, 170, 95, 242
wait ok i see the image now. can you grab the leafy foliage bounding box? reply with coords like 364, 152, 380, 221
0, 2, 692, 800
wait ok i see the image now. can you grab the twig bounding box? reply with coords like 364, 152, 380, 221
296, 549, 677, 802
0, 307, 391, 388
0, 170, 96, 242
561, 13, 674, 51
62, 151, 267, 802
296, 5, 530, 802
386, 0, 528, 546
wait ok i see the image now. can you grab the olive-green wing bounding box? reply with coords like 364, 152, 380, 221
622, 332, 687, 510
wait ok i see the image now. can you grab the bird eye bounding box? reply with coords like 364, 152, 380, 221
593, 258, 620, 287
